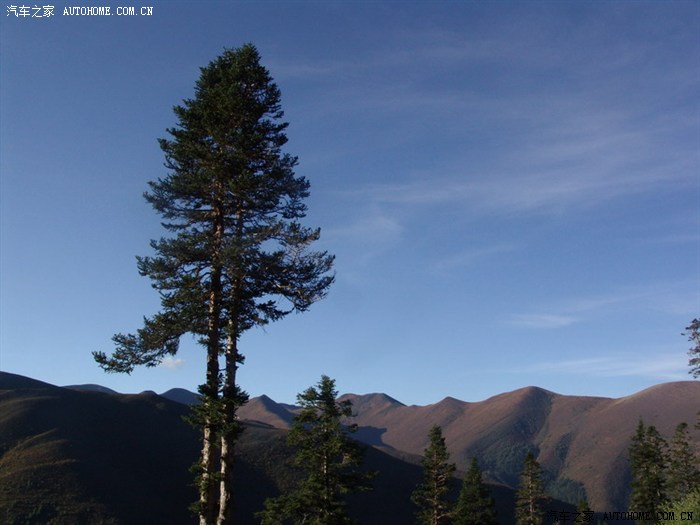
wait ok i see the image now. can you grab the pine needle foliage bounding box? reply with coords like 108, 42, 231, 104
259, 376, 374, 525
666, 422, 700, 504
453, 457, 497, 525
686, 318, 700, 378
514, 452, 545, 525
628, 420, 669, 525
411, 425, 456, 525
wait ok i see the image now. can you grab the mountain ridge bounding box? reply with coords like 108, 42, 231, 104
1, 371, 581, 524
237, 380, 700, 510
3, 371, 698, 512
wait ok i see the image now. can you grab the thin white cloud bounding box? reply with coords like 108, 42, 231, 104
433, 243, 519, 274
507, 280, 697, 330
324, 208, 405, 273
327, 209, 403, 245
515, 354, 689, 381
340, 103, 695, 216
160, 356, 185, 370
302, 21, 698, 218
508, 314, 580, 329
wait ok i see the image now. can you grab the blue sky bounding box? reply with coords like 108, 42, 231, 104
1, 1, 698, 406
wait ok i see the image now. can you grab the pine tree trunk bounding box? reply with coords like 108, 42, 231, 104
199, 396, 219, 525
198, 338, 222, 524
217, 328, 240, 525
216, 209, 246, 525
198, 343, 221, 524
200, 206, 224, 525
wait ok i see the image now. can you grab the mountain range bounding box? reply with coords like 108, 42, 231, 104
237, 382, 700, 512
1, 371, 698, 524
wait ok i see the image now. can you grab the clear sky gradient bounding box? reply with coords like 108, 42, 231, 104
1, 1, 699, 405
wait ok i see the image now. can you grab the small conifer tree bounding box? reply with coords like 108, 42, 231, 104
514, 452, 545, 525
628, 420, 668, 525
686, 318, 700, 378
259, 376, 373, 525
453, 456, 497, 525
666, 422, 700, 503
411, 425, 456, 525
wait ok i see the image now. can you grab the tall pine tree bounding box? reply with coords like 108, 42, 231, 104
514, 452, 545, 525
411, 425, 456, 525
93, 44, 334, 525
453, 457, 497, 525
259, 375, 373, 525
628, 420, 668, 525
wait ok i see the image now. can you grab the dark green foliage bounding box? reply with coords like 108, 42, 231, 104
514, 452, 545, 525
259, 376, 374, 525
411, 425, 456, 525
666, 422, 700, 504
628, 420, 668, 524
93, 42, 334, 380
686, 318, 700, 378
545, 477, 587, 507
92, 43, 334, 523
661, 489, 700, 525
453, 457, 497, 525
481, 441, 538, 488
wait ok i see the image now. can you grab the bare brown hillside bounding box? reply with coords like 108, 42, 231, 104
238, 381, 700, 511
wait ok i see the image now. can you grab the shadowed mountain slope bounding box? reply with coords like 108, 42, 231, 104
238, 382, 700, 511
5, 372, 568, 525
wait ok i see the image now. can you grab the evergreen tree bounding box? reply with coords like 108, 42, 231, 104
683, 319, 700, 430
666, 422, 700, 503
453, 457, 497, 525
628, 420, 668, 524
259, 375, 373, 525
93, 44, 334, 525
514, 452, 545, 525
411, 425, 456, 525
661, 489, 700, 525
686, 318, 700, 378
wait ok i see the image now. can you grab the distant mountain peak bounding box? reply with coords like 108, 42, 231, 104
160, 388, 200, 405
64, 383, 119, 395
339, 392, 406, 408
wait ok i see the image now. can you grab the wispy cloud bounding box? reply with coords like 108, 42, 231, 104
160, 356, 185, 370
342, 102, 696, 218
324, 207, 404, 273
514, 354, 689, 381
326, 208, 403, 246
299, 20, 698, 219
432, 243, 519, 274
508, 314, 580, 329
507, 280, 697, 329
